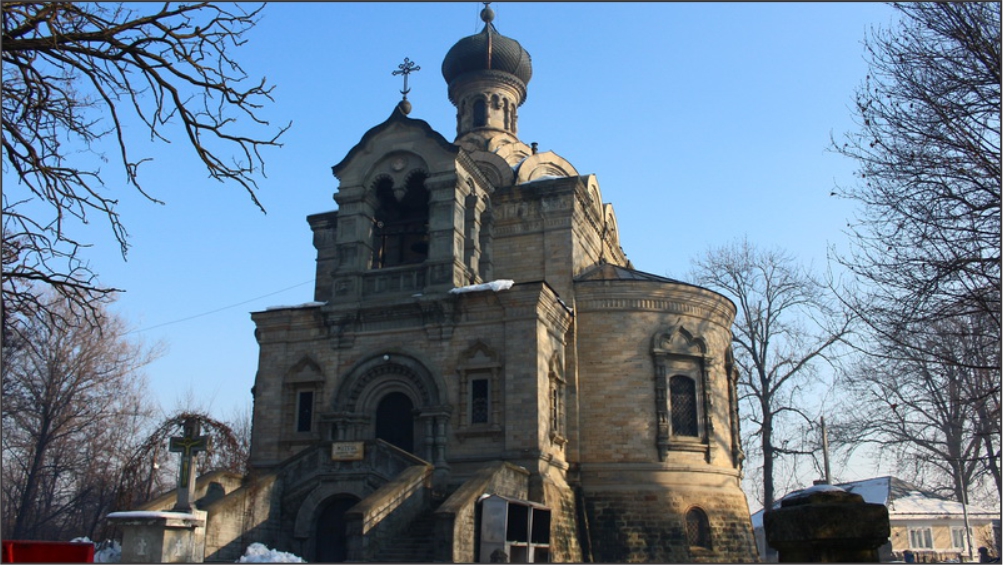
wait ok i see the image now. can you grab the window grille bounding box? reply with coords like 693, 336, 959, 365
471, 378, 489, 424
670, 376, 698, 436
685, 507, 711, 548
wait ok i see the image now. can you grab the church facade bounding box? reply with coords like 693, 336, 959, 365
197, 6, 758, 563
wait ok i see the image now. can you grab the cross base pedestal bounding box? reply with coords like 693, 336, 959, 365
107, 510, 207, 563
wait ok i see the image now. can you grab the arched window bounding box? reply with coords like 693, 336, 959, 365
473, 98, 487, 127
670, 375, 698, 437
685, 507, 711, 549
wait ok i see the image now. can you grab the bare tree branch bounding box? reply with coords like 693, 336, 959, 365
691, 236, 854, 510
831, 2, 1001, 370
2, 2, 289, 334
1, 293, 161, 540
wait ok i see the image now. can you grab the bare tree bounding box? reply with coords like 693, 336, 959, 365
221, 403, 253, 476
0, 292, 160, 540
831, 2, 1001, 369
831, 312, 1001, 506
2, 2, 289, 334
115, 409, 246, 515
691, 237, 853, 511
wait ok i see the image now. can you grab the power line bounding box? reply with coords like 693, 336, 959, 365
125, 279, 314, 335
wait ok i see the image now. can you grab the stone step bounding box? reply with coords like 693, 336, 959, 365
374, 510, 436, 562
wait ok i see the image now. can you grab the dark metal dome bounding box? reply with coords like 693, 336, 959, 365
441, 7, 532, 87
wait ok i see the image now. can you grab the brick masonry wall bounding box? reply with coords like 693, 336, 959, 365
202, 472, 282, 562
574, 281, 738, 468
434, 461, 530, 563
583, 486, 757, 563
541, 469, 582, 562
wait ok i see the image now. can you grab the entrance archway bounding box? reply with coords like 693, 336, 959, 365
375, 392, 414, 453
315, 494, 360, 562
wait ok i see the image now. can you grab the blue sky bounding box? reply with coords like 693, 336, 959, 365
7, 2, 898, 484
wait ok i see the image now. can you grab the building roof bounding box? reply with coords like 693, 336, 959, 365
751, 476, 1000, 528
575, 262, 686, 284
441, 4, 532, 87
838, 476, 999, 521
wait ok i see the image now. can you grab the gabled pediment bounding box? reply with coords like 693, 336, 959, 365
652, 324, 708, 358
331, 105, 459, 186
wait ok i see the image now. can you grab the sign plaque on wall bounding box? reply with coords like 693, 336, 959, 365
331, 442, 365, 461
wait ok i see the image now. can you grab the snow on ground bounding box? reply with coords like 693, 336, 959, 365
69, 537, 305, 563
70, 538, 121, 563
237, 542, 306, 563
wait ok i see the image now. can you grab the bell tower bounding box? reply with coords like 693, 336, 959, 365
441, 4, 533, 159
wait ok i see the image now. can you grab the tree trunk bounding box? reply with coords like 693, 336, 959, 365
13, 422, 49, 539
762, 407, 775, 511
975, 402, 1002, 496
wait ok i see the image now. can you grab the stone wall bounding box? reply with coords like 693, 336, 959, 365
344, 464, 433, 561
540, 469, 582, 563
202, 472, 281, 562
583, 484, 757, 563
573, 280, 738, 468
250, 282, 573, 471
433, 461, 530, 563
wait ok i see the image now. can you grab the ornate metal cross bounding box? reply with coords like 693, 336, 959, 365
392, 57, 420, 99
168, 418, 210, 512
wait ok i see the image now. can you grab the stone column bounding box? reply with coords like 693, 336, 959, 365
764, 484, 890, 562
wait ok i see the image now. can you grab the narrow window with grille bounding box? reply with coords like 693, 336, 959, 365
297, 390, 314, 433
686, 507, 711, 548
471, 378, 489, 424
670, 375, 698, 437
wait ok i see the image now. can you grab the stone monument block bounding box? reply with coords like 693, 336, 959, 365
764, 484, 890, 563
107, 510, 207, 563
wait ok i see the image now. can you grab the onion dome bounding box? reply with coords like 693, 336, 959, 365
441, 4, 532, 89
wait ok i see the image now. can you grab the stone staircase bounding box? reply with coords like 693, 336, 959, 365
373, 506, 437, 562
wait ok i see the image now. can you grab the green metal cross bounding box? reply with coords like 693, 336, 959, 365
168, 419, 209, 512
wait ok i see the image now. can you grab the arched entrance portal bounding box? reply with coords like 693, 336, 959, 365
375, 392, 414, 453
315, 494, 360, 562
332, 354, 450, 468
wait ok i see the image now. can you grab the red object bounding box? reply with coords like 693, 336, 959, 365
1, 540, 94, 563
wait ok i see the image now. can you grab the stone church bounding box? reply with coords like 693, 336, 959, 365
149, 6, 759, 563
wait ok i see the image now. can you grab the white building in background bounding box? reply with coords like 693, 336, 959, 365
751, 476, 1000, 563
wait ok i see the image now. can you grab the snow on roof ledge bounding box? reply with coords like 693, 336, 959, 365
106, 510, 200, 521
449, 279, 515, 294
265, 301, 325, 311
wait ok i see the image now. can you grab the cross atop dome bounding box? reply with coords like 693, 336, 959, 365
392, 57, 420, 115
441, 2, 532, 149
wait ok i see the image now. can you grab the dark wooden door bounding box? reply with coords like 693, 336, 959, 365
375, 392, 415, 453
315, 495, 359, 562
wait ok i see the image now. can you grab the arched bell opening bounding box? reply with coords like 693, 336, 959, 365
372, 172, 430, 269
